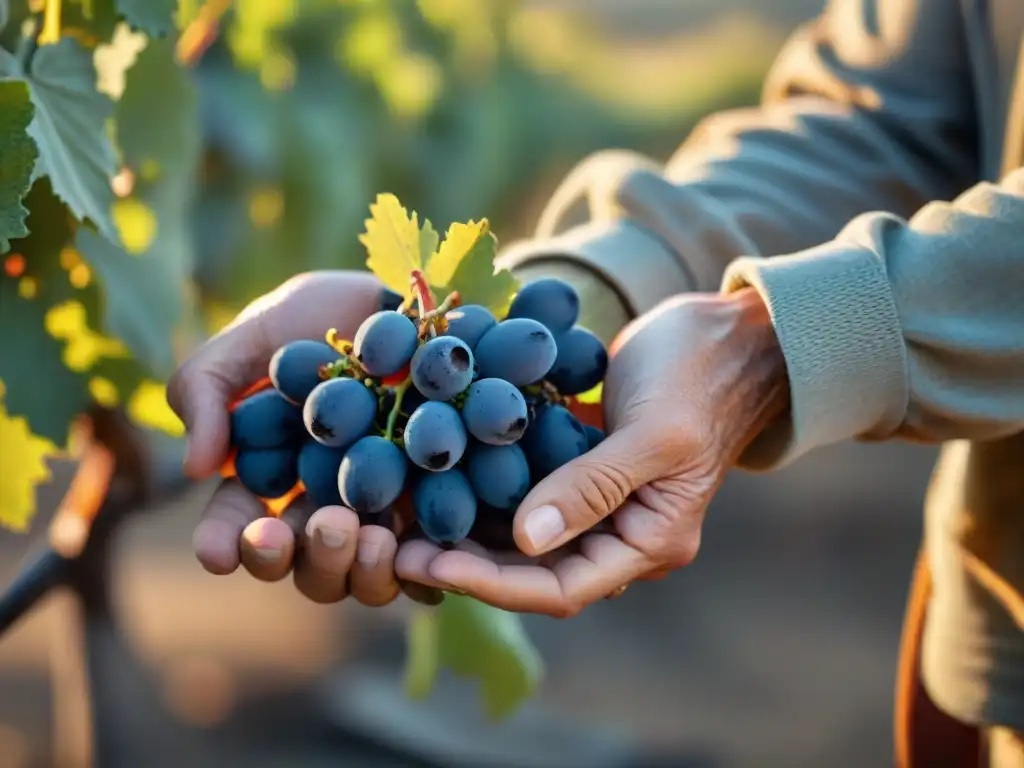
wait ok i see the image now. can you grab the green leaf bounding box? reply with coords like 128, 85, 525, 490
117, 0, 178, 36
359, 193, 432, 297
0, 80, 38, 252
405, 595, 543, 720
0, 38, 119, 243
77, 36, 199, 379
0, 180, 91, 445
426, 219, 519, 316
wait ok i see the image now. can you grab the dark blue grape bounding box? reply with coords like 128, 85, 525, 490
474, 318, 557, 386
303, 377, 377, 448
297, 440, 344, 507
547, 326, 608, 395
507, 278, 579, 335
461, 378, 528, 445
413, 469, 477, 545
353, 310, 419, 377
403, 401, 467, 471
466, 443, 531, 510
231, 390, 305, 450
444, 304, 496, 350
520, 404, 588, 479
584, 425, 606, 450
410, 336, 475, 401
338, 436, 408, 514
234, 448, 299, 499
268, 340, 340, 405
467, 505, 517, 551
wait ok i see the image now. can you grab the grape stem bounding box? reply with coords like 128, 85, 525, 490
384, 378, 413, 442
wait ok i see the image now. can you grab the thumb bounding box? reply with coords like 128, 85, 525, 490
512, 422, 666, 556
166, 368, 235, 480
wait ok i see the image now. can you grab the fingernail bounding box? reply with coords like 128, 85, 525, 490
315, 526, 348, 549
523, 505, 565, 550
252, 547, 280, 564
357, 540, 380, 568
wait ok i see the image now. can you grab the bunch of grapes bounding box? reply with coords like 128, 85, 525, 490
227, 272, 608, 549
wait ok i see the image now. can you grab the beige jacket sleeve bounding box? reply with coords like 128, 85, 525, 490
499, 0, 1024, 468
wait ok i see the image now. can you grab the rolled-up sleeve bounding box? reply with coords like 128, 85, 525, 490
724, 169, 1024, 469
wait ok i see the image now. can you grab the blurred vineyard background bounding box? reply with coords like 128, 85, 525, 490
0, 1, 940, 766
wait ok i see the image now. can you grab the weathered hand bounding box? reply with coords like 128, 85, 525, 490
397, 288, 789, 617
167, 271, 405, 606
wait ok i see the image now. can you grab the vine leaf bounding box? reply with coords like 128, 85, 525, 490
405, 595, 543, 720
359, 193, 432, 296
0, 81, 38, 252
0, 382, 57, 532
0, 180, 91, 445
77, 36, 199, 379
426, 219, 518, 315
117, 0, 178, 37
0, 38, 119, 243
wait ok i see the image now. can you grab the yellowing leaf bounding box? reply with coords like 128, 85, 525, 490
575, 382, 602, 404
424, 218, 487, 288
0, 382, 57, 533
359, 193, 431, 296
127, 379, 184, 437
427, 220, 519, 316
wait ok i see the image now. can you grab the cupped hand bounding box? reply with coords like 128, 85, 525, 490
397, 288, 790, 617
167, 271, 403, 606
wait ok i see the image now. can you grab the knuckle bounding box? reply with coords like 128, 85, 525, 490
659, 530, 702, 570
570, 460, 633, 521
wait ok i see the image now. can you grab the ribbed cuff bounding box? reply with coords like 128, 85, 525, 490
495, 219, 695, 318
722, 241, 909, 469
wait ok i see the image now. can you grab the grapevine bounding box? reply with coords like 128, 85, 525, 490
0, 0, 609, 722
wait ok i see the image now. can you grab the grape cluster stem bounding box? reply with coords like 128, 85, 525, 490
384, 378, 413, 442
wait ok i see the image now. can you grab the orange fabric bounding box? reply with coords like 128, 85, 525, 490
895, 550, 983, 768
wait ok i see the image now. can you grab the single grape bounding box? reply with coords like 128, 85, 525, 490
234, 448, 299, 499
353, 310, 419, 377
231, 389, 305, 450
474, 318, 557, 386
466, 443, 531, 510
297, 440, 345, 507
403, 401, 468, 471
303, 377, 378, 448
444, 304, 496, 350
461, 378, 529, 445
338, 436, 408, 514
410, 336, 475, 401
584, 425, 606, 450
520, 404, 589, 479
269, 340, 340, 405
412, 469, 477, 545
546, 326, 609, 395
507, 278, 579, 335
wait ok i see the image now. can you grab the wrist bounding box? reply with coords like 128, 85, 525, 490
709, 288, 789, 463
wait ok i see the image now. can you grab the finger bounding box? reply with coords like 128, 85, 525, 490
292, 505, 361, 603
240, 516, 297, 582
427, 532, 653, 617
192, 478, 265, 575
349, 526, 400, 607
395, 538, 451, 590
167, 272, 383, 479
513, 422, 670, 556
